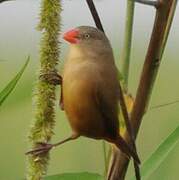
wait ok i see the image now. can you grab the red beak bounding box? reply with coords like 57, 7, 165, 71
63, 29, 79, 44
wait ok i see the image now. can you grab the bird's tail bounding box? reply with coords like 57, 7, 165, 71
114, 135, 140, 164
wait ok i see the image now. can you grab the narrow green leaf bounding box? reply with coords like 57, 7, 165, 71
0, 56, 30, 106
44, 172, 103, 180
131, 125, 179, 180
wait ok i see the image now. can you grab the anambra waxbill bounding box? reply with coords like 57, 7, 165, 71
62, 26, 140, 164
27, 26, 140, 165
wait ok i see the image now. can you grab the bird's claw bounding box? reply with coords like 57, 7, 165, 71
26, 142, 54, 156
40, 71, 62, 85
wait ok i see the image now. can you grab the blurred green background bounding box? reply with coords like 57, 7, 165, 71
0, 0, 179, 179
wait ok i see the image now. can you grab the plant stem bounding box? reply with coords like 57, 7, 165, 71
159, 0, 178, 58
109, 0, 177, 179
27, 0, 61, 179
86, 0, 104, 32
120, 0, 135, 89
140, 0, 178, 111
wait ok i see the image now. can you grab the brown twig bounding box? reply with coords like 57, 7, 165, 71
86, 0, 104, 32
117, 82, 141, 180
109, 0, 176, 179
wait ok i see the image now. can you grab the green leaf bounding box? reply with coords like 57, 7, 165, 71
131, 125, 179, 180
0, 56, 30, 106
44, 172, 103, 180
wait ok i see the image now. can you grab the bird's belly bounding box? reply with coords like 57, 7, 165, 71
63, 80, 106, 139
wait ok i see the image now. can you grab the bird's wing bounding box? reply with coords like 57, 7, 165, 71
95, 87, 119, 139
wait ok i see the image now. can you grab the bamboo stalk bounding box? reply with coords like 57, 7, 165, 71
26, 0, 61, 179
109, 0, 177, 179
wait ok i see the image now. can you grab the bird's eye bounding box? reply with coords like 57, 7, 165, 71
84, 33, 90, 39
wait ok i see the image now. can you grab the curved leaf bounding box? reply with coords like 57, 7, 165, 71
131, 125, 179, 180
0, 56, 30, 106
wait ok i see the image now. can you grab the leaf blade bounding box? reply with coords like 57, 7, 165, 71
131, 125, 179, 180
0, 56, 30, 106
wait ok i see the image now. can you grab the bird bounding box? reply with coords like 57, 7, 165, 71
27, 26, 140, 165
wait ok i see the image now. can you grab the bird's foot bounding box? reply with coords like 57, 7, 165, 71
40, 71, 62, 85
26, 142, 54, 156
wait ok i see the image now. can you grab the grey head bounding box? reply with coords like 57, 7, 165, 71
63, 26, 113, 54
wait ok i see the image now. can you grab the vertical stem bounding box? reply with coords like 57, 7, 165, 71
141, 0, 178, 112
27, 0, 61, 179
120, 0, 135, 89
110, 0, 176, 179
137, 0, 178, 112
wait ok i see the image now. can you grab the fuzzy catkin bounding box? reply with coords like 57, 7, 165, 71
27, 0, 61, 179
